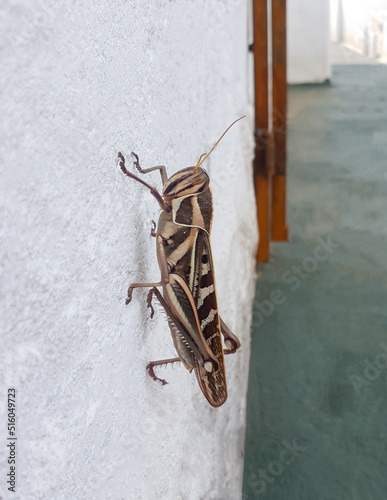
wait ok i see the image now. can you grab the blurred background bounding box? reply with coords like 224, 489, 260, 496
244, 0, 387, 499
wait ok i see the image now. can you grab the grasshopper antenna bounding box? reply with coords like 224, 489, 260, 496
194, 115, 246, 170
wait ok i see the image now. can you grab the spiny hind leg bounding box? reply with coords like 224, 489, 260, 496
146, 357, 181, 385
131, 152, 167, 185
146, 287, 218, 373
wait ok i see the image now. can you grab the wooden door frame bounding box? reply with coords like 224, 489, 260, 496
253, 0, 288, 263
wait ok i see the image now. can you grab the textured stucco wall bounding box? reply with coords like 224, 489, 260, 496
288, 0, 331, 83
0, 1, 257, 499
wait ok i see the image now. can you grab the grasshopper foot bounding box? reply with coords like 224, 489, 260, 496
146, 357, 181, 386
131, 151, 140, 170
146, 363, 168, 386
126, 287, 134, 305
118, 151, 125, 169
146, 289, 155, 318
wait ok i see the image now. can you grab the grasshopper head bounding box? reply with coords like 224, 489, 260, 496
163, 116, 245, 201
162, 167, 210, 199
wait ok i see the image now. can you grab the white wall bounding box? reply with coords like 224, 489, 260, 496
0, 1, 257, 499
288, 0, 331, 83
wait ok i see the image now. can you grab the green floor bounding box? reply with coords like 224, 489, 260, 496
243, 65, 387, 500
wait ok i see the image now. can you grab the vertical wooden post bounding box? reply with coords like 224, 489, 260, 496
253, 0, 271, 263
271, 0, 289, 241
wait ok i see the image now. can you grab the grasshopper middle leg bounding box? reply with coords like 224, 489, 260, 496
125, 235, 169, 304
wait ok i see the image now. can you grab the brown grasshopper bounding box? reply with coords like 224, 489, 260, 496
118, 118, 243, 407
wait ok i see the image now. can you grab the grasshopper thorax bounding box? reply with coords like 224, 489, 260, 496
162, 167, 210, 200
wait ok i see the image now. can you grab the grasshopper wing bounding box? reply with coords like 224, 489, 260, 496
164, 226, 227, 407
191, 231, 227, 407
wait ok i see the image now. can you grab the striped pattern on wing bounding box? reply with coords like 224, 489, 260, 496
191, 231, 227, 407
166, 190, 227, 406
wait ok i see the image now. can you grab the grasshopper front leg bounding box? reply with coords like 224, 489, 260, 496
118, 152, 171, 213
131, 152, 167, 185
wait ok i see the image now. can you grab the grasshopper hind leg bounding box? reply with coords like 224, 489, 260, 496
146, 287, 218, 374
219, 317, 241, 353
146, 357, 181, 385
145, 289, 182, 385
